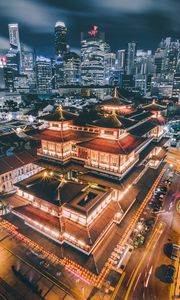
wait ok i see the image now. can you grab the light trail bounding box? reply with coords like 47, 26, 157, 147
124, 222, 165, 300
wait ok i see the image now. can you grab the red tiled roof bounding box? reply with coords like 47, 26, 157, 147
13, 200, 120, 247
32, 129, 97, 143
39, 108, 78, 122
0, 151, 37, 175
78, 134, 146, 155
93, 114, 123, 129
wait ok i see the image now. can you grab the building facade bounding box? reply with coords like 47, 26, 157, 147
54, 21, 67, 57
81, 26, 105, 86
35, 56, 52, 94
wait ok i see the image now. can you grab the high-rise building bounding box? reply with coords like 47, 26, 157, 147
21, 49, 36, 92
8, 24, 20, 50
127, 42, 136, 75
154, 49, 166, 75
14, 74, 29, 93
6, 49, 20, 72
121, 74, 134, 91
35, 56, 52, 94
172, 72, 180, 99
81, 26, 105, 86
4, 68, 15, 92
135, 50, 154, 75
0, 57, 6, 90
54, 57, 64, 89
116, 49, 127, 72
104, 52, 116, 84
8, 23, 22, 71
63, 52, 80, 85
54, 21, 67, 57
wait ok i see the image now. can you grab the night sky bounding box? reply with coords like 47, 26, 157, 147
0, 0, 180, 56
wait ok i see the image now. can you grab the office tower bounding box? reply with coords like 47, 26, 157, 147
103, 42, 111, 54
4, 68, 15, 92
164, 41, 180, 74
54, 21, 67, 57
154, 48, 166, 75
8, 24, 20, 50
135, 50, 154, 75
116, 49, 127, 71
127, 42, 136, 75
35, 56, 52, 94
121, 74, 134, 91
81, 25, 105, 86
54, 56, 64, 89
14, 74, 29, 93
63, 52, 80, 85
0, 57, 6, 90
6, 50, 19, 72
8, 23, 22, 71
104, 52, 116, 84
172, 72, 180, 99
21, 49, 36, 92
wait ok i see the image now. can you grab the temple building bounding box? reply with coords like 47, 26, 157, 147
31, 99, 167, 180
1, 95, 169, 259
11, 170, 122, 254
141, 99, 167, 117
99, 88, 133, 115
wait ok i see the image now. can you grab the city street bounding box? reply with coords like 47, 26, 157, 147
113, 160, 180, 300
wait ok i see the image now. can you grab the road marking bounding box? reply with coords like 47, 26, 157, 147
2, 245, 81, 300
110, 272, 126, 300
124, 222, 164, 300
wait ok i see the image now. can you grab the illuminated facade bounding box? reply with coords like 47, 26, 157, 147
33, 101, 166, 180
35, 56, 52, 94
54, 21, 67, 57
63, 52, 80, 85
13, 172, 122, 254
81, 26, 105, 85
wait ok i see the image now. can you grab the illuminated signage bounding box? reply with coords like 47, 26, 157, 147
88, 26, 98, 37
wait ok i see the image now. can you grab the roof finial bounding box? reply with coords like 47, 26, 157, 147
113, 87, 118, 98
112, 108, 116, 115
58, 105, 64, 120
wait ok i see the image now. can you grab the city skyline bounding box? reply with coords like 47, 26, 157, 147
0, 0, 180, 56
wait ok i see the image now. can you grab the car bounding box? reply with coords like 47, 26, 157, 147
173, 244, 180, 250
171, 248, 179, 260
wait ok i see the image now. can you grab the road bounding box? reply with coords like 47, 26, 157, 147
0, 228, 80, 300
116, 170, 180, 300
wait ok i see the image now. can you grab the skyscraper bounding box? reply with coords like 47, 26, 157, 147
116, 49, 127, 72
8, 24, 21, 50
104, 52, 116, 84
127, 42, 136, 75
54, 22, 67, 57
35, 56, 52, 94
21, 49, 36, 92
81, 26, 105, 86
63, 52, 80, 85
8, 23, 22, 72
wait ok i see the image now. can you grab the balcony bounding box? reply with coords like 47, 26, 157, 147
85, 156, 139, 178
37, 149, 72, 162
